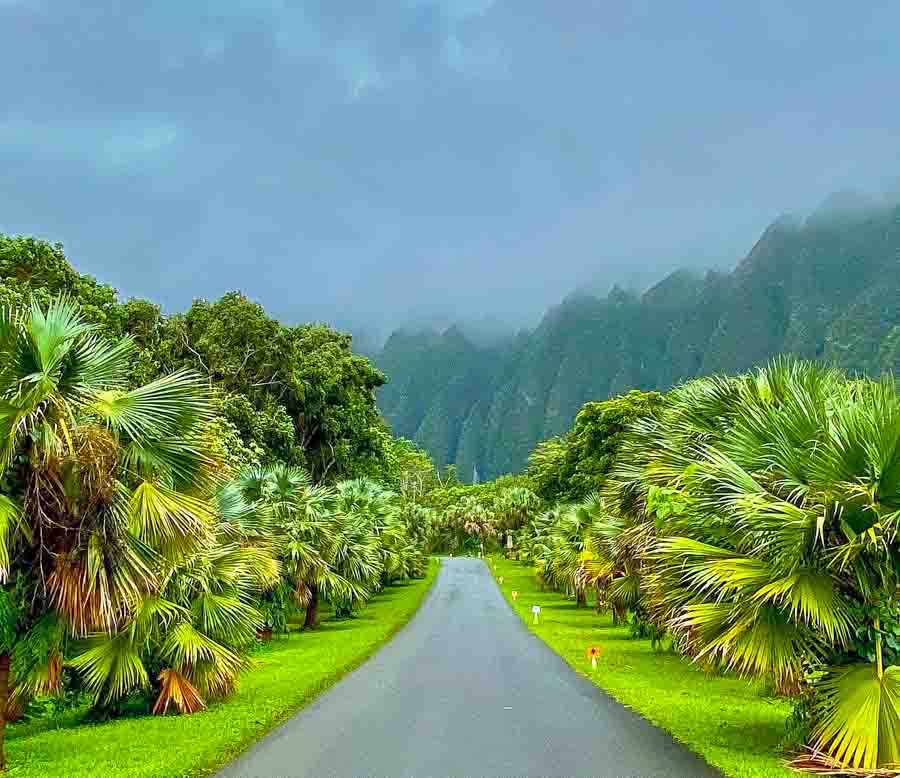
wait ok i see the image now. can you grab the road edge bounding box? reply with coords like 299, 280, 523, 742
485, 555, 738, 777
203, 557, 442, 777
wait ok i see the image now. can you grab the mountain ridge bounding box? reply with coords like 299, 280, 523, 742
375, 199, 900, 480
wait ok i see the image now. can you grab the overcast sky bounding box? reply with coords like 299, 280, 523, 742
3, 2, 900, 340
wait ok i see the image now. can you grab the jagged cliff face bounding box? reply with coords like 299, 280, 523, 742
376, 202, 900, 481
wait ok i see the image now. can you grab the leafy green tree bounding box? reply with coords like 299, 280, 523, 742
527, 391, 663, 503
525, 436, 569, 503
0, 236, 123, 334
157, 293, 388, 479
379, 435, 437, 501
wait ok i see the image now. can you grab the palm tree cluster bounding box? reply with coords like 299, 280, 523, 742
236, 469, 428, 629
0, 298, 428, 770
434, 485, 541, 555
477, 359, 900, 773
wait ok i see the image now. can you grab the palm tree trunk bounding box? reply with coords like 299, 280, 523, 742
303, 585, 319, 631
576, 587, 587, 608
0, 652, 10, 771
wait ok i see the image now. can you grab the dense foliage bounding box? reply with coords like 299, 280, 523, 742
0, 236, 437, 772
0, 235, 393, 483
377, 200, 900, 481
526, 389, 664, 503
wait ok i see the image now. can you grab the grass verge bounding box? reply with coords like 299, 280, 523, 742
8, 559, 439, 778
489, 555, 795, 778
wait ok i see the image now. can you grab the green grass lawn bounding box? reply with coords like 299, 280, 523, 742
7, 560, 439, 778
489, 556, 795, 778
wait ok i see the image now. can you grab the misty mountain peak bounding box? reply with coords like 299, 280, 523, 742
808, 189, 881, 225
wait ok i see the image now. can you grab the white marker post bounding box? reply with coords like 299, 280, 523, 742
498, 576, 504, 585
591, 656, 598, 669
532, 605, 541, 624
511, 590, 519, 601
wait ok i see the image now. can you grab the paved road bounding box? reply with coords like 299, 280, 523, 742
220, 558, 720, 777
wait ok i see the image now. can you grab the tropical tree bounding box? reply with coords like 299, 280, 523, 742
619, 360, 900, 771
0, 236, 123, 335
0, 297, 213, 769
580, 500, 651, 626
329, 479, 388, 617
542, 501, 594, 604
442, 496, 496, 554
492, 486, 541, 553
70, 481, 280, 715
514, 505, 559, 566
236, 464, 347, 631
156, 294, 390, 480
394, 501, 435, 576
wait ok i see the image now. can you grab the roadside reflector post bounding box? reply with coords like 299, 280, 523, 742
532, 605, 541, 624
511, 590, 519, 601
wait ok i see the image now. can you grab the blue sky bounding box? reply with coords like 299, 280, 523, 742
3, 1, 900, 339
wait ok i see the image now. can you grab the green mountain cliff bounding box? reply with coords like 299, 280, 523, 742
376, 198, 900, 480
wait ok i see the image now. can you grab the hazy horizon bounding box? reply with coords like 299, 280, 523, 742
4, 2, 900, 340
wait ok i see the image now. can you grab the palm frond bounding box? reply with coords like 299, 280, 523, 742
128, 481, 213, 558
153, 668, 206, 715
68, 633, 149, 702
92, 369, 212, 442
0, 494, 24, 581
191, 592, 261, 645
812, 664, 900, 771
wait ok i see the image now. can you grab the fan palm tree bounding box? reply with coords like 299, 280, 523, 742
493, 487, 541, 553
444, 495, 495, 553
70, 480, 280, 714
543, 502, 592, 603
394, 502, 435, 576
236, 464, 348, 631
0, 297, 213, 768
579, 499, 651, 625
513, 504, 561, 594
633, 360, 900, 770
329, 479, 387, 617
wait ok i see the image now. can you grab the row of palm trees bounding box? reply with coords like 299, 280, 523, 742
0, 298, 427, 770
509, 360, 900, 773
436, 486, 541, 554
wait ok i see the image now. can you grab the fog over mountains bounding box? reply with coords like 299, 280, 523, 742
373, 193, 900, 481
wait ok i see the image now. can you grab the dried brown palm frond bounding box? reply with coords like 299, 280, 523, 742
789, 748, 900, 776
153, 668, 206, 715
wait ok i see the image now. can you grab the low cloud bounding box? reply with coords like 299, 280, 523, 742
2, 2, 900, 340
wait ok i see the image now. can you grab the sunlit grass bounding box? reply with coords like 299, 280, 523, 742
8, 560, 439, 778
489, 556, 795, 778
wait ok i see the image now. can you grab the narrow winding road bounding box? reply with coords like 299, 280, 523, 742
221, 558, 720, 777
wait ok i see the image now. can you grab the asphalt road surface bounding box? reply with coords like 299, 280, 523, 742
220, 557, 721, 777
